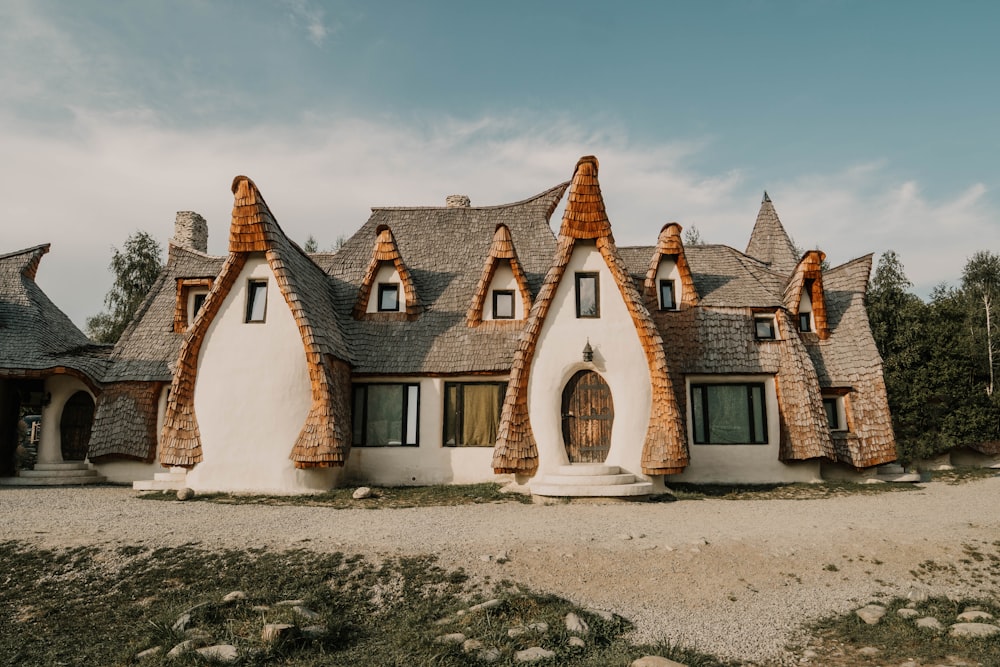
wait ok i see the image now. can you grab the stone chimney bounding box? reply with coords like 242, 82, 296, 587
172, 211, 208, 253
445, 195, 471, 208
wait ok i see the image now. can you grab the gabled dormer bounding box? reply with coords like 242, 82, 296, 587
784, 250, 830, 339
352, 225, 421, 321
644, 223, 699, 311
467, 224, 532, 326
745, 191, 799, 275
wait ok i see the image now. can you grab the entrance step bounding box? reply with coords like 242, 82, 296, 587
133, 470, 187, 492
531, 463, 652, 499
875, 463, 921, 483
0, 462, 105, 486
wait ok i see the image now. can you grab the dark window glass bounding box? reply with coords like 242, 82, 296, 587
755, 317, 776, 340
493, 290, 515, 319
575, 273, 599, 318
444, 382, 506, 446
691, 383, 768, 444
659, 279, 676, 310
245, 280, 267, 322
378, 284, 400, 312
799, 312, 812, 332
823, 397, 840, 430
351, 384, 419, 446
192, 293, 207, 319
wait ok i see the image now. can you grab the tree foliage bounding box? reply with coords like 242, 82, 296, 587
682, 225, 704, 246
303, 235, 319, 253
961, 250, 1000, 396
867, 251, 1000, 462
86, 231, 164, 344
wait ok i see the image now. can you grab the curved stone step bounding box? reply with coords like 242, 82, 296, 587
0, 474, 106, 486
19, 468, 100, 478
33, 462, 91, 471
541, 473, 636, 486
554, 464, 620, 476
531, 481, 653, 497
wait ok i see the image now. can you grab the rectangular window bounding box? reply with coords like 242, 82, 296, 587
245, 280, 267, 322
192, 292, 208, 319
823, 395, 848, 431
444, 382, 506, 447
659, 279, 676, 310
378, 284, 400, 312
575, 272, 600, 318
754, 316, 776, 340
799, 312, 812, 332
352, 383, 420, 446
691, 383, 768, 444
492, 290, 515, 319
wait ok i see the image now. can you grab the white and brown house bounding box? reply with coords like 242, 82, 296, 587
81, 156, 903, 495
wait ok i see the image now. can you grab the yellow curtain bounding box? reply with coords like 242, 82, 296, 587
462, 385, 500, 446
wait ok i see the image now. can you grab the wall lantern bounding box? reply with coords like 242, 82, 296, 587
582, 339, 594, 363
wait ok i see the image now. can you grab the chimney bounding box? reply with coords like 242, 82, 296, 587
172, 211, 208, 253
445, 195, 471, 208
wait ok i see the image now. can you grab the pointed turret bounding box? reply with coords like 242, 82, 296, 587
560, 156, 611, 239
745, 191, 799, 274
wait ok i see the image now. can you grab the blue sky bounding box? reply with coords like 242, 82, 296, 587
3, 0, 998, 327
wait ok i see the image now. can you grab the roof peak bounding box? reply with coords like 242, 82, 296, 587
763, 190, 771, 203
559, 155, 610, 239
745, 192, 799, 274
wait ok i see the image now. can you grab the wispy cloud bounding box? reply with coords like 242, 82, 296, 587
282, 0, 337, 46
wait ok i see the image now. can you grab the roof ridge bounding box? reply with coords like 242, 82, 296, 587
370, 180, 571, 212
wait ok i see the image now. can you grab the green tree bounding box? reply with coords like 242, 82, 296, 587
303, 235, 319, 253
961, 250, 1000, 396
86, 231, 163, 344
682, 225, 704, 246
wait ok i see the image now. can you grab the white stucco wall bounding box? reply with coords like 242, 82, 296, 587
668, 374, 822, 484
527, 244, 653, 479
344, 375, 507, 486
186, 254, 338, 493
94, 385, 169, 484
483, 263, 526, 320
37, 374, 95, 465
365, 264, 403, 313
654, 257, 682, 308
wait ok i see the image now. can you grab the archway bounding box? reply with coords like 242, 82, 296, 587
561, 370, 614, 463
60, 391, 95, 461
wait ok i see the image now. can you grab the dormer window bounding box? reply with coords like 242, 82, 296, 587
246, 280, 267, 322
754, 315, 777, 340
798, 279, 814, 332
378, 284, 400, 312
192, 292, 208, 318
822, 391, 849, 431
493, 290, 515, 319
174, 277, 215, 332
799, 313, 812, 332
658, 279, 677, 311
576, 272, 600, 318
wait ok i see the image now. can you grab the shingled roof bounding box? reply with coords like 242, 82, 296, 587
0, 245, 108, 386
745, 191, 800, 274
467, 223, 533, 328
492, 156, 688, 476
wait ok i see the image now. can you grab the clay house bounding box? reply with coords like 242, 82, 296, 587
84, 155, 899, 495
0, 245, 107, 485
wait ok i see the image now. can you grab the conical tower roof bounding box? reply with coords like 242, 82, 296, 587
745, 191, 799, 274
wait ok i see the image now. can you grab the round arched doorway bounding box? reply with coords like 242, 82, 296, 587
60, 391, 95, 461
561, 370, 614, 463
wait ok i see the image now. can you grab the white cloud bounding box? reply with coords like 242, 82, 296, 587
2, 106, 995, 329
282, 0, 337, 46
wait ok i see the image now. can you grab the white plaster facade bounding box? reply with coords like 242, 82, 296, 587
653, 257, 682, 309
37, 374, 95, 465
483, 263, 527, 320
526, 244, 653, 480
94, 386, 170, 484
185, 255, 339, 493
366, 264, 403, 313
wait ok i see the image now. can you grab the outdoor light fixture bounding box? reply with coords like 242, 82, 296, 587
582, 339, 594, 363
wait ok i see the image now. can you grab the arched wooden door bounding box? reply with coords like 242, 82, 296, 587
60, 391, 94, 461
561, 370, 614, 463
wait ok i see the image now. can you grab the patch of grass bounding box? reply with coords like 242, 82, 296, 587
0, 541, 735, 666
661, 480, 919, 501
806, 596, 1000, 665
927, 466, 998, 484
139, 482, 533, 508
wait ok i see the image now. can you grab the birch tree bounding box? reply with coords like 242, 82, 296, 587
962, 250, 1000, 396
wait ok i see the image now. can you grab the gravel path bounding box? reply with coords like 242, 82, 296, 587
3, 477, 1000, 664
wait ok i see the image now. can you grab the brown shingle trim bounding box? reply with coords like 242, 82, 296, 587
0, 366, 101, 395
643, 223, 700, 309
352, 225, 422, 321
784, 250, 830, 340
467, 224, 533, 326
172, 278, 215, 333
88, 381, 163, 462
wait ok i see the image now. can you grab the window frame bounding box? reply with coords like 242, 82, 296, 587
690, 382, 768, 445
492, 289, 516, 320
658, 279, 677, 311
351, 383, 420, 447
575, 272, 600, 318
377, 283, 400, 312
798, 312, 813, 333
754, 315, 777, 340
191, 292, 208, 320
822, 392, 849, 432
245, 279, 268, 323
442, 381, 507, 447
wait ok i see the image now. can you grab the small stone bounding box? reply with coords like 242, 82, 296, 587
434, 616, 454, 625
857, 646, 880, 656
899, 661, 919, 667
301, 625, 326, 638
292, 605, 321, 620
261, 624, 296, 643
479, 554, 493, 562
916, 616, 944, 631
527, 621, 548, 632
508, 626, 526, 638
662, 545, 675, 552
630, 657, 688, 667
855, 604, 887, 625
222, 591, 246, 603
620, 533, 633, 541
515, 646, 556, 662
352, 486, 372, 499
565, 611, 590, 634
462, 638, 484, 653
585, 608, 614, 621
251, 605, 270, 612
802, 649, 817, 658
166, 640, 198, 657
275, 599, 306, 607
136, 646, 162, 659
195, 644, 239, 662
495, 551, 509, 564
184, 628, 212, 641
468, 599, 501, 613
171, 612, 192, 632
906, 584, 929, 602
479, 648, 501, 662
176, 487, 194, 501
949, 622, 1000, 638
956, 610, 994, 622
568, 636, 586, 647
896, 608, 920, 618
435, 632, 467, 644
